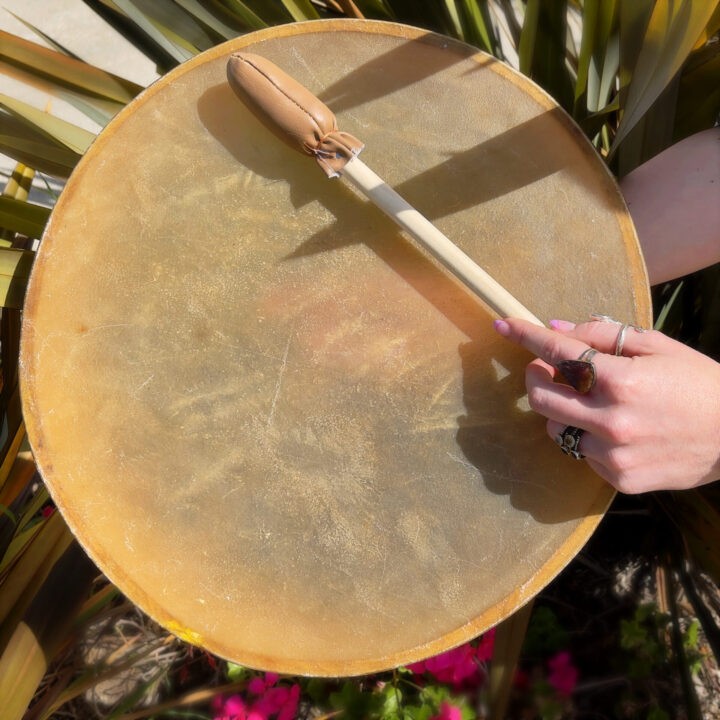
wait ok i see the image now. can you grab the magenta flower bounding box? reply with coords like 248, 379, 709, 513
253, 685, 300, 719
547, 651, 578, 697
430, 645, 475, 685
212, 694, 247, 720
476, 629, 495, 662
408, 630, 494, 689
430, 701, 463, 720
212, 676, 300, 720
248, 672, 280, 696
277, 684, 301, 720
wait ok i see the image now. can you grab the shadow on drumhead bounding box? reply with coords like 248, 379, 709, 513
318, 34, 484, 114
198, 84, 601, 527
198, 82, 605, 232
456, 339, 597, 524
392, 108, 599, 219
198, 82, 492, 341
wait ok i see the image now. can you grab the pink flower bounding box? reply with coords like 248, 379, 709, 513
430, 701, 462, 720
476, 629, 495, 662
408, 633, 494, 688
277, 684, 300, 720
248, 672, 280, 695
547, 651, 578, 698
212, 679, 300, 720
254, 686, 292, 716
212, 694, 247, 720
435, 645, 477, 686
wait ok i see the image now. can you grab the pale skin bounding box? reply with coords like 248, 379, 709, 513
494, 128, 720, 494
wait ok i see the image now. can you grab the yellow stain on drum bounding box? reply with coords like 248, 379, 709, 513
166, 620, 205, 646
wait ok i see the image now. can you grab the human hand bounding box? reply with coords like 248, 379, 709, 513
493, 317, 720, 494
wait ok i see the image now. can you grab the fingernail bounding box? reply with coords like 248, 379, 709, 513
549, 319, 576, 332
493, 319, 510, 336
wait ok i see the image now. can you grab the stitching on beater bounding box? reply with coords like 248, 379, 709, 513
239, 55, 325, 143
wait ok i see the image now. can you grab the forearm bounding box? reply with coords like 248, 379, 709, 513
619, 128, 720, 285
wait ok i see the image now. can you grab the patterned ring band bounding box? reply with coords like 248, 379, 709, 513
555, 425, 585, 460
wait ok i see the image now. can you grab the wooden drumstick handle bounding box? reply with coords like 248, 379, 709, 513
227, 53, 543, 326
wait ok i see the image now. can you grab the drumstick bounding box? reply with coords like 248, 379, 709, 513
227, 53, 543, 326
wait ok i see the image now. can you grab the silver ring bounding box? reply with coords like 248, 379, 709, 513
555, 425, 584, 460
578, 348, 598, 362
614, 324, 629, 356
591, 313, 648, 334
591, 313, 621, 324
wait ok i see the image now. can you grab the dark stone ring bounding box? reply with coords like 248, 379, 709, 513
556, 348, 598, 394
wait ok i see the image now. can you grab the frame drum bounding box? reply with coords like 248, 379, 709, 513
20, 20, 651, 675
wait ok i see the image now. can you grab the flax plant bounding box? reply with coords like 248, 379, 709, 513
0, 2, 718, 717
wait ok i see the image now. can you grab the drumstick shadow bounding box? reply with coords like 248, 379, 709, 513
391, 107, 574, 218
198, 85, 598, 525
199, 83, 489, 341
317, 35, 486, 114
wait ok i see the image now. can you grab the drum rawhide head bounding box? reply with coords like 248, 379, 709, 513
20, 20, 650, 676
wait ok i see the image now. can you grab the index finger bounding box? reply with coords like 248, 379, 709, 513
493, 317, 593, 367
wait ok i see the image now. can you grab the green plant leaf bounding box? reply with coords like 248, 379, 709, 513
0, 511, 73, 639
0, 130, 80, 179
611, 0, 720, 155
1, 163, 34, 204
0, 30, 142, 104
518, 0, 574, 112
219, 0, 273, 28
376, 1, 455, 35
693, 2, 720, 47
184, 0, 268, 34
222, 0, 291, 25
76, 0, 176, 73
615, 71, 681, 176
0, 621, 47, 720
127, 0, 224, 52
0, 247, 34, 310
0, 542, 97, 720
456, 0, 500, 54
165, 0, 242, 39
673, 42, 720, 142
0, 480, 26, 562
5, 12, 81, 59
0, 424, 27, 496
225, 660, 248, 681
13, 479, 48, 538
278, 0, 321, 22
0, 436, 30, 510
0, 196, 49, 239
574, 0, 619, 119
111, 0, 197, 63
1, 45, 127, 126
0, 93, 95, 154
654, 279, 684, 332
0, 522, 45, 578
1, 162, 36, 246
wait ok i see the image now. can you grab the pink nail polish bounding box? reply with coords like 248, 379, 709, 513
493, 319, 510, 336
549, 319, 576, 332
